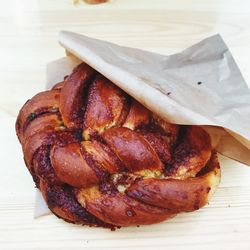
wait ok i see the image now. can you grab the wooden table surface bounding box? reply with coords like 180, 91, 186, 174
1, 0, 250, 249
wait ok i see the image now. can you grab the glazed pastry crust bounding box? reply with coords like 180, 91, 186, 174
16, 63, 220, 229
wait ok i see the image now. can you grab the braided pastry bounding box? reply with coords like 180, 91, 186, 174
16, 63, 221, 229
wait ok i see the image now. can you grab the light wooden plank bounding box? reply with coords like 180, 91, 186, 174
0, 0, 250, 249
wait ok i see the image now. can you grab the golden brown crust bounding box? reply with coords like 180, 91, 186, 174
76, 189, 176, 226
22, 113, 61, 144
40, 181, 113, 228
16, 63, 221, 229
123, 100, 150, 130
166, 126, 212, 179
126, 151, 220, 212
16, 90, 60, 142
82, 140, 124, 173
51, 143, 99, 188
103, 127, 164, 172
84, 0, 108, 4
59, 63, 96, 129
82, 74, 129, 140
23, 130, 52, 169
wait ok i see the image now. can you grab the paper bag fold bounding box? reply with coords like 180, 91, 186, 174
46, 31, 250, 165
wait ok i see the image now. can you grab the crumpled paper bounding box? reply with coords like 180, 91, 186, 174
34, 31, 250, 218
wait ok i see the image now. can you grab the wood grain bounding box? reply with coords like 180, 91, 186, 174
0, 0, 250, 249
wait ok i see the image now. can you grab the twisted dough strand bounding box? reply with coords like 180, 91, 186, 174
16, 63, 220, 228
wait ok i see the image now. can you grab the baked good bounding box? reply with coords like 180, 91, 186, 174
16, 63, 221, 229
84, 0, 108, 4
74, 0, 108, 4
